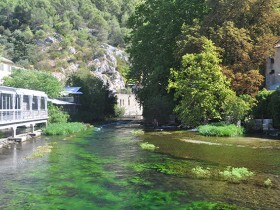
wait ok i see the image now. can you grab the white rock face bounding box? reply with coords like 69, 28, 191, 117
89, 44, 127, 92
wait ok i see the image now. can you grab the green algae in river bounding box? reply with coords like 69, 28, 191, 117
0, 124, 279, 209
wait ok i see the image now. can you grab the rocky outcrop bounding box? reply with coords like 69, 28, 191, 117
36, 32, 127, 91
89, 44, 127, 92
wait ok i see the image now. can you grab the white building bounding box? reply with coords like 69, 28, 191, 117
0, 57, 14, 84
116, 93, 142, 118
266, 40, 280, 90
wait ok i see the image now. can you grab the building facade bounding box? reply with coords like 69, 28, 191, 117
0, 57, 14, 84
116, 93, 142, 118
266, 41, 280, 90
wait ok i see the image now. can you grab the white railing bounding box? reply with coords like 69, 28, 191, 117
0, 109, 48, 124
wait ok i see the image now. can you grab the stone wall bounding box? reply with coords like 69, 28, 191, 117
266, 42, 280, 90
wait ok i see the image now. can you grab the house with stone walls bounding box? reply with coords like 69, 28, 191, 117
266, 40, 280, 90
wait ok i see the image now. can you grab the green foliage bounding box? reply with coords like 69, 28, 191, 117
264, 178, 273, 188
3, 69, 63, 98
219, 166, 255, 183
252, 88, 280, 128
128, 0, 208, 121
140, 142, 157, 151
198, 124, 244, 137
114, 105, 125, 118
67, 73, 116, 122
253, 89, 273, 119
131, 130, 144, 136
222, 94, 255, 124
43, 122, 87, 135
142, 94, 175, 124
191, 166, 211, 179
48, 104, 70, 124
25, 145, 53, 160
268, 89, 280, 128
184, 201, 248, 210
168, 40, 234, 126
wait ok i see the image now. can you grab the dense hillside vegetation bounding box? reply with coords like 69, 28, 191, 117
0, 0, 140, 76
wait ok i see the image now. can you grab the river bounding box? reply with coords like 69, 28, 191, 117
0, 122, 279, 209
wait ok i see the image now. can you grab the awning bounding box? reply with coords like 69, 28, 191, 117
48, 98, 75, 105
61, 87, 83, 96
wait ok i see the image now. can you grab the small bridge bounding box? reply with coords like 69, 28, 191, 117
0, 86, 48, 138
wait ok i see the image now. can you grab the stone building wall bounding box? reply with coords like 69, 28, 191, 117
116, 93, 142, 117
266, 42, 280, 90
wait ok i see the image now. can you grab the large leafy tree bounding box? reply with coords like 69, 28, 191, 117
67, 73, 116, 122
168, 39, 234, 126
3, 69, 63, 98
128, 0, 208, 122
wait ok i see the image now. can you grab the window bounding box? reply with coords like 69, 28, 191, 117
270, 69, 275, 75
15, 95, 21, 109
32, 96, 38, 110
271, 58, 274, 64
40, 97, 46, 110
1, 94, 13, 109
23, 95, 30, 110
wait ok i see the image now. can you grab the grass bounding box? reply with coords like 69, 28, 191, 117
43, 122, 87, 135
198, 124, 244, 137
140, 142, 157, 151
219, 166, 254, 183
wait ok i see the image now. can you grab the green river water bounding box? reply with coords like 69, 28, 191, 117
0, 122, 279, 210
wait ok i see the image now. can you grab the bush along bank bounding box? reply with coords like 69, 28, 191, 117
43, 122, 88, 135
198, 124, 244, 137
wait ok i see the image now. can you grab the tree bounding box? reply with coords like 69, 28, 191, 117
168, 39, 234, 126
67, 73, 116, 122
3, 69, 63, 98
128, 0, 208, 121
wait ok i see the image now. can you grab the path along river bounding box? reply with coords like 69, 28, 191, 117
0, 122, 279, 209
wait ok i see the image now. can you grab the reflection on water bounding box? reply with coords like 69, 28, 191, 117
0, 123, 279, 210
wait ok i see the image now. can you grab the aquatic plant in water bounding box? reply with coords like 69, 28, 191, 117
131, 129, 145, 136
198, 124, 244, 137
264, 178, 273, 188
183, 201, 248, 210
219, 166, 254, 183
43, 122, 87, 135
191, 166, 211, 179
140, 142, 157, 151
25, 145, 53, 160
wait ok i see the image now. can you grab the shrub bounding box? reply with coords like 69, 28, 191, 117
140, 142, 157, 151
43, 122, 87, 135
48, 104, 70, 124
114, 105, 125, 117
198, 124, 244, 137
219, 166, 254, 183
191, 166, 211, 179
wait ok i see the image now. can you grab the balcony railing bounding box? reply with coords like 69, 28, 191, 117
0, 109, 48, 125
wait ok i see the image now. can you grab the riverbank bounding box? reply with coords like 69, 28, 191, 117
0, 130, 43, 148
